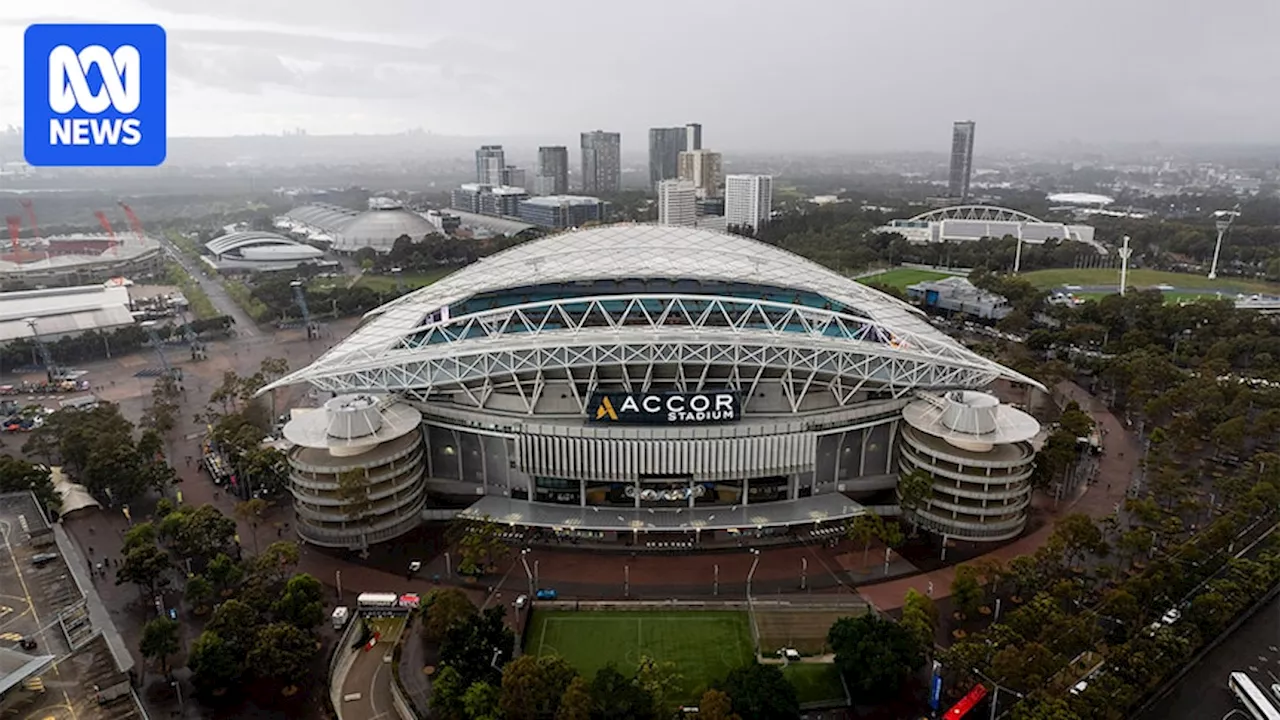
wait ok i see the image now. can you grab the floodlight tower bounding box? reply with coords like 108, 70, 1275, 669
24, 317, 62, 382
291, 280, 318, 339
141, 320, 181, 381
1207, 205, 1241, 280
1117, 235, 1132, 297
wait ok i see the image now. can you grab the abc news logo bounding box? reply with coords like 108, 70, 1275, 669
24, 24, 167, 167
48, 44, 143, 146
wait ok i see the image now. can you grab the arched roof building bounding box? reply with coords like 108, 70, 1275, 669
265, 225, 1042, 546
876, 204, 1101, 252
204, 230, 328, 272
276, 202, 435, 254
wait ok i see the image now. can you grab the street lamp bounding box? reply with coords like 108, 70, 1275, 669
746, 549, 761, 600
519, 549, 534, 598
970, 667, 1024, 720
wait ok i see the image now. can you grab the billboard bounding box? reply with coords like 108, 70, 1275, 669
588, 391, 740, 425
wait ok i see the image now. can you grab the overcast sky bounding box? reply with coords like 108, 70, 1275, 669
2, 0, 1278, 153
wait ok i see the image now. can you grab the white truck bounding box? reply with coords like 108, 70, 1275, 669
332, 606, 350, 630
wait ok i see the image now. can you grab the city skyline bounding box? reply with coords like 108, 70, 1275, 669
2, 0, 1278, 152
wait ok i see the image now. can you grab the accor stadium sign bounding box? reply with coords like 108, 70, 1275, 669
589, 392, 741, 425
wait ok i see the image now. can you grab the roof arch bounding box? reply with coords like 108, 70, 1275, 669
206, 230, 310, 255
907, 205, 1043, 224
264, 224, 1044, 396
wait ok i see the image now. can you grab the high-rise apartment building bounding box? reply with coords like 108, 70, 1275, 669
724, 174, 773, 233
948, 121, 976, 201
500, 166, 526, 189
685, 123, 702, 152
678, 149, 723, 198
537, 146, 570, 195
580, 130, 621, 195
475, 145, 505, 185
657, 180, 697, 227
649, 127, 687, 186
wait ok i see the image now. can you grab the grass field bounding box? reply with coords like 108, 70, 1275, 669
356, 269, 454, 293
1020, 268, 1280, 296
857, 268, 958, 290
528, 610, 754, 700
755, 605, 868, 656
782, 663, 847, 704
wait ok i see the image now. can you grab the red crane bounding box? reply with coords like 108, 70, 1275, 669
93, 210, 119, 255
118, 202, 145, 243
4, 216, 21, 253
18, 199, 41, 240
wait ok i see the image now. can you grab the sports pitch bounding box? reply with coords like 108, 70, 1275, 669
528, 610, 755, 699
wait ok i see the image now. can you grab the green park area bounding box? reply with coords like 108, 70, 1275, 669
1020, 267, 1280, 298
528, 610, 754, 701
857, 267, 958, 290
526, 609, 847, 705
354, 268, 455, 293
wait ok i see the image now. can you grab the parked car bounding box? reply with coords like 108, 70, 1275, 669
535, 588, 557, 600
30, 553, 58, 567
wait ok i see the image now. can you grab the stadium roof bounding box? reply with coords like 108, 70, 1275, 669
283, 204, 359, 231
1047, 192, 1114, 206
0, 284, 134, 341
205, 230, 322, 257
266, 224, 1042, 394
337, 208, 435, 252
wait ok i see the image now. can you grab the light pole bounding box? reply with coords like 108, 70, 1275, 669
746, 549, 761, 600
1117, 235, 1132, 296
335, 570, 342, 600
800, 557, 807, 591
1208, 207, 1239, 280
971, 667, 1023, 720
519, 549, 534, 598
624, 564, 630, 598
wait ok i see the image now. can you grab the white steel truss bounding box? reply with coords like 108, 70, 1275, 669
906, 205, 1042, 224
282, 293, 1021, 412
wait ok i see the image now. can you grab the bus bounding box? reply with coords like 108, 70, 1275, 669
1229, 672, 1280, 720
356, 592, 409, 617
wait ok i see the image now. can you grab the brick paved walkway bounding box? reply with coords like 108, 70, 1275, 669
856, 381, 1140, 611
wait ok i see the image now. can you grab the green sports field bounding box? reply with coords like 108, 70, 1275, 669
1019, 267, 1280, 295
527, 610, 755, 699
857, 268, 957, 290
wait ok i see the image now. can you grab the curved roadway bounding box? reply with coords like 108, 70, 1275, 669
339, 618, 405, 720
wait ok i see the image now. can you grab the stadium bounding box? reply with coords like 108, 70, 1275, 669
267, 224, 1044, 550
875, 204, 1101, 253
0, 233, 165, 290
274, 198, 436, 254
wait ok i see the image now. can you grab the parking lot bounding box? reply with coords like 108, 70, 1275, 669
0, 493, 142, 719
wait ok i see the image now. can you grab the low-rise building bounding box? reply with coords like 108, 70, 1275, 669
517, 196, 608, 229
906, 276, 1012, 320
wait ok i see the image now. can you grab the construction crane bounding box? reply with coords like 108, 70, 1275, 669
93, 210, 119, 255
140, 320, 182, 381
118, 202, 146, 243
5, 215, 21, 253
24, 318, 66, 383
179, 311, 207, 361
290, 280, 319, 339
18, 199, 40, 241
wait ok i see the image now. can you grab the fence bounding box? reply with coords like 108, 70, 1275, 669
327, 614, 366, 716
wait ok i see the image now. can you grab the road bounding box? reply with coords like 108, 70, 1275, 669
340, 618, 406, 720
1138, 589, 1280, 720
156, 233, 259, 337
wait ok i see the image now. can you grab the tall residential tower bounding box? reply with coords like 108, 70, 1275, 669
475, 145, 505, 186
537, 146, 570, 195
948, 121, 976, 202
649, 127, 687, 187
724, 174, 773, 233
580, 130, 621, 195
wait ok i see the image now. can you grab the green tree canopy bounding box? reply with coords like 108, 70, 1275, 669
422, 587, 477, 644
555, 675, 592, 720
188, 630, 243, 695
139, 617, 181, 674
499, 654, 578, 720
0, 456, 58, 514
117, 544, 172, 596
828, 614, 924, 702
588, 663, 655, 720
246, 622, 317, 691
271, 573, 325, 630
720, 663, 799, 720
440, 605, 515, 686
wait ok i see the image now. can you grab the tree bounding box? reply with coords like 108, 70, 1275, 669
139, 617, 180, 675
117, 544, 172, 597
950, 565, 985, 619
440, 605, 515, 686
1009, 696, 1079, 720
161, 504, 237, 564
721, 663, 798, 720
897, 468, 933, 533
422, 587, 477, 644
235, 497, 270, 553
122, 522, 158, 553
0, 456, 58, 514
188, 630, 242, 695
499, 654, 578, 720
1050, 513, 1107, 569
695, 689, 741, 720
635, 655, 683, 719
828, 614, 924, 702
900, 588, 938, 652
246, 622, 317, 693
431, 665, 469, 720
336, 468, 373, 525
556, 675, 592, 720
847, 513, 886, 565
588, 663, 655, 720
989, 642, 1060, 694
184, 574, 214, 615
272, 573, 325, 630
205, 552, 244, 596
206, 599, 261, 657
464, 681, 501, 720
452, 518, 508, 576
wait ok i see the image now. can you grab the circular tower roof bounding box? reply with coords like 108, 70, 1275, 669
283, 393, 421, 457
903, 390, 1040, 453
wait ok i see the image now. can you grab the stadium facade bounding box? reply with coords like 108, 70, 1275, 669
0, 233, 164, 290
266, 225, 1044, 549
876, 205, 1100, 252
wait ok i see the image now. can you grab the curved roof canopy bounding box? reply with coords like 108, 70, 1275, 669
265, 224, 1042, 394
205, 230, 324, 258
283, 204, 360, 232
334, 208, 436, 252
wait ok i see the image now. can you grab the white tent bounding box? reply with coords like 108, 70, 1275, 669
50, 466, 99, 516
